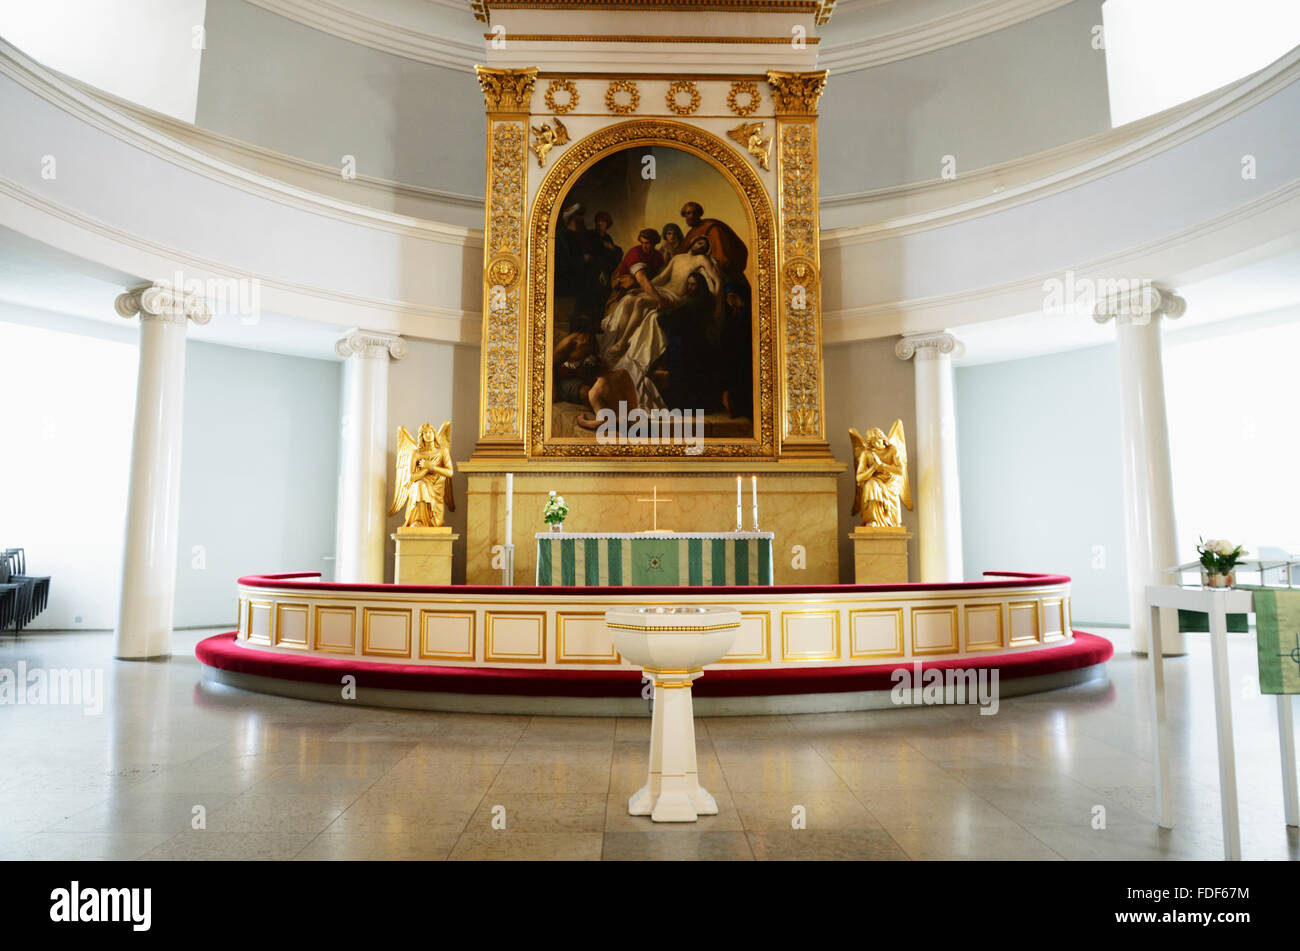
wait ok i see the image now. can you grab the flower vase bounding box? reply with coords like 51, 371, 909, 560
549, 522, 564, 533
1201, 568, 1235, 588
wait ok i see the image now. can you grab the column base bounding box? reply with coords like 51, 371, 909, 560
849, 526, 912, 584
392, 527, 458, 585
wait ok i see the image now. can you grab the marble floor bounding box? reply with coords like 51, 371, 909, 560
0, 625, 1296, 861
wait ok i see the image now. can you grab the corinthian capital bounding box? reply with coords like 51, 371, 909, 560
115, 282, 211, 326
475, 66, 538, 113
1093, 283, 1185, 327
335, 329, 408, 360
766, 70, 828, 115
895, 332, 964, 361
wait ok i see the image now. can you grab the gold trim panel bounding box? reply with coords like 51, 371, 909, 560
246, 599, 273, 645
1007, 600, 1041, 647
312, 605, 358, 655
717, 610, 771, 663
557, 611, 621, 664
419, 610, 477, 661
779, 609, 840, 662
847, 607, 904, 659
273, 602, 310, 650
362, 607, 414, 658
1041, 597, 1066, 642
485, 610, 548, 664
962, 603, 1005, 653
910, 605, 959, 656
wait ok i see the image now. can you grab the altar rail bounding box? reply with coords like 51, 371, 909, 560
233, 572, 1073, 669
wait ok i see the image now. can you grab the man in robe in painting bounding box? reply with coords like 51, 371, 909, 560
659, 223, 684, 264
603, 235, 723, 365
553, 330, 642, 433
655, 271, 719, 411
680, 201, 748, 279
580, 211, 622, 328
555, 203, 599, 331
719, 281, 753, 420
606, 227, 665, 311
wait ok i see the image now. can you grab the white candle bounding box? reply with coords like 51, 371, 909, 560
505, 472, 514, 545
751, 475, 758, 531
736, 475, 742, 531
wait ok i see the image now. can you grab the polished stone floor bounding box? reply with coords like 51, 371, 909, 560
0, 625, 1296, 861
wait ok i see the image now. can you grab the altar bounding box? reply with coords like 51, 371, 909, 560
535, 531, 774, 587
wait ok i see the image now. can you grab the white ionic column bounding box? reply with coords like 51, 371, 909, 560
114, 283, 210, 660
334, 329, 407, 583
896, 332, 965, 582
1095, 285, 1186, 656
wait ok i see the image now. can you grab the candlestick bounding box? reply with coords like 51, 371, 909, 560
736, 475, 742, 532
751, 475, 758, 531
505, 472, 514, 544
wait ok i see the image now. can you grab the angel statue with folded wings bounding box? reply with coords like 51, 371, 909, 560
389, 421, 455, 528
849, 421, 913, 529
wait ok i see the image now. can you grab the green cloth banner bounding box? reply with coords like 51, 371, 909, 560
535, 534, 775, 587
1249, 587, 1300, 695
1178, 609, 1249, 634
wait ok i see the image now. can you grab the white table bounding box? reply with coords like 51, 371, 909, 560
1146, 584, 1299, 861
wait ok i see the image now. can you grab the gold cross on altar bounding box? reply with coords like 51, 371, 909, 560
636, 486, 673, 533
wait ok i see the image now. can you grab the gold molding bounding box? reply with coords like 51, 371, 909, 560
766, 69, 828, 116
544, 78, 579, 114
775, 117, 828, 451
487, 34, 819, 45
312, 605, 358, 654
362, 607, 413, 657
477, 116, 529, 455
665, 80, 701, 116
273, 602, 310, 650
419, 609, 477, 661
717, 610, 771, 663
485, 610, 548, 663
526, 118, 777, 458
727, 80, 761, 117
780, 609, 840, 661
473, 1, 830, 18
604, 79, 640, 115
475, 65, 538, 113
557, 610, 622, 664
1041, 597, 1067, 642
1007, 600, 1041, 646
910, 605, 959, 656
848, 607, 904, 659
962, 603, 1004, 653
246, 599, 273, 645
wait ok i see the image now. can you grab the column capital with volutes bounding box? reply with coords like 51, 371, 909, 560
334, 329, 408, 361
1093, 283, 1185, 327
115, 282, 211, 326
895, 331, 964, 361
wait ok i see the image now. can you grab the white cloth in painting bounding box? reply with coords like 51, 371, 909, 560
601, 251, 723, 367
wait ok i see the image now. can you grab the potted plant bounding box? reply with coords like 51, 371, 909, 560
543, 490, 569, 532
1196, 537, 1247, 588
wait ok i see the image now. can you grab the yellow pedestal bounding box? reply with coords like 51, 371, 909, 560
850, 527, 911, 584
392, 527, 459, 585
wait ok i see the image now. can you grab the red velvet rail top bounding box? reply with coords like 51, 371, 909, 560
237, 570, 1071, 596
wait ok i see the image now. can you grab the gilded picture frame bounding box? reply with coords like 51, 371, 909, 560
527, 119, 777, 458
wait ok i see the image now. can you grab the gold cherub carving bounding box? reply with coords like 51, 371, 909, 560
530, 116, 570, 168
390, 422, 456, 528
728, 121, 771, 171
850, 421, 912, 528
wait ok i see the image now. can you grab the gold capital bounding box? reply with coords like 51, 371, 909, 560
766, 69, 828, 115
475, 65, 539, 114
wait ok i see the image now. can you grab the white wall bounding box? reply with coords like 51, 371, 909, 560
823, 337, 918, 582
175, 340, 340, 627
1103, 0, 1300, 126
0, 310, 137, 630
955, 343, 1130, 625
0, 0, 207, 122
0, 306, 341, 630
195, 0, 485, 197
820, 0, 1112, 196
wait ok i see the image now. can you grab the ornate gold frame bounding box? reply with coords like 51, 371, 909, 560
527, 118, 777, 458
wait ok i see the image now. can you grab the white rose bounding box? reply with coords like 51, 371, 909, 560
1201, 539, 1217, 552
549, 490, 556, 497
1216, 540, 1236, 556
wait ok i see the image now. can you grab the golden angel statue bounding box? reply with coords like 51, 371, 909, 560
530, 116, 570, 168
728, 121, 771, 171
389, 422, 456, 528
849, 421, 912, 528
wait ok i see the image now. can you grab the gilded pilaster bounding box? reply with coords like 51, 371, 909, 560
474, 66, 537, 458
768, 69, 830, 459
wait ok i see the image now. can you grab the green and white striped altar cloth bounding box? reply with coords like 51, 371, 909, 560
535, 532, 775, 587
